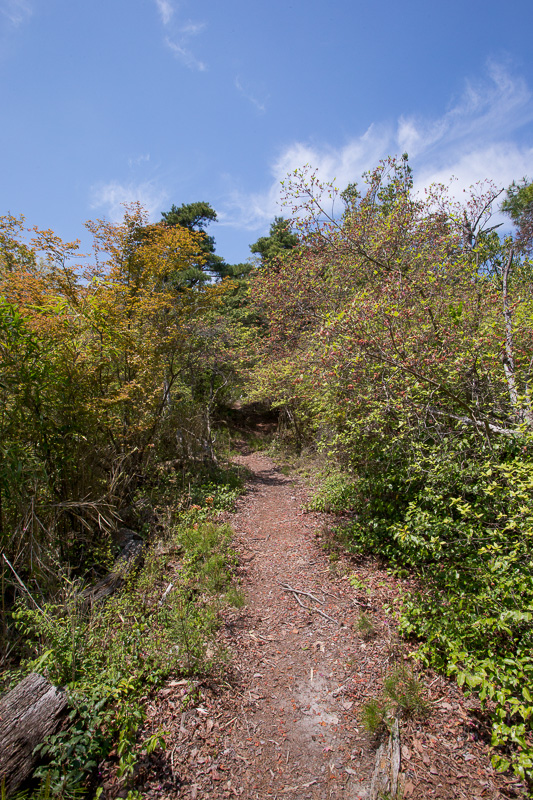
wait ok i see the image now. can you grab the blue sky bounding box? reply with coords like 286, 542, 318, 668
1, 0, 532, 266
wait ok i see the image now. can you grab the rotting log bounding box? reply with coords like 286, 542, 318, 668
81, 528, 143, 606
370, 717, 401, 799
0, 672, 68, 795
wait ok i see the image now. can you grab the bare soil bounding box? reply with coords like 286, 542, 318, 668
126, 447, 527, 800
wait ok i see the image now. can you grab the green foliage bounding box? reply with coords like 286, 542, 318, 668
361, 696, 389, 735
502, 178, 533, 225
248, 156, 533, 785
337, 435, 533, 783
307, 471, 357, 514
8, 519, 241, 797
355, 612, 376, 640
0, 206, 243, 654
161, 200, 227, 280
382, 665, 429, 717
361, 665, 427, 735
250, 216, 299, 262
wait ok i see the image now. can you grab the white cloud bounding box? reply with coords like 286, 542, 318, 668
221, 63, 533, 232
154, 1, 207, 72
127, 153, 151, 168
154, 0, 173, 26
220, 125, 392, 230
235, 77, 267, 114
164, 35, 207, 72
1, 0, 32, 26
89, 180, 169, 223
415, 143, 533, 202
180, 21, 205, 36
397, 61, 532, 160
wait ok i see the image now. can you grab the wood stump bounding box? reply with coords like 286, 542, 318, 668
0, 673, 68, 795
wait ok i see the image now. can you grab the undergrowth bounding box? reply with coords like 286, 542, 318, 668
311, 433, 533, 789
3, 466, 245, 799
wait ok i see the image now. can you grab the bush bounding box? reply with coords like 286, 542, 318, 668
338, 433, 533, 785
8, 520, 242, 797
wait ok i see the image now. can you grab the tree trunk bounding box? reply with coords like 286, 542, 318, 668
0, 672, 68, 795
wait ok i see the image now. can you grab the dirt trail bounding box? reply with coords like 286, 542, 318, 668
218, 450, 376, 799
136, 449, 521, 800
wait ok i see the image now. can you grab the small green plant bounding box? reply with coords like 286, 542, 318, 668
361, 666, 428, 737
383, 666, 429, 717
361, 697, 389, 735
349, 574, 372, 596
223, 585, 246, 608
307, 471, 357, 514
356, 613, 377, 641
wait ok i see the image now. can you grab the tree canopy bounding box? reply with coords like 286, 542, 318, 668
250, 216, 299, 262
161, 201, 228, 281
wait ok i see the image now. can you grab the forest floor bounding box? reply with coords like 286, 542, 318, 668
132, 443, 527, 800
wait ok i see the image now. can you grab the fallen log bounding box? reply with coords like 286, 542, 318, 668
370, 717, 401, 799
81, 528, 143, 606
0, 673, 68, 795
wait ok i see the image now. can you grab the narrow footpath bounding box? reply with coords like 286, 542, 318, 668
137, 449, 522, 800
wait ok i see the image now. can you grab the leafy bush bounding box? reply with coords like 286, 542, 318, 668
338, 434, 533, 785
8, 520, 241, 797
307, 471, 357, 514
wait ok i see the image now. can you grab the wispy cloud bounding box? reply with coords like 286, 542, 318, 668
127, 153, 151, 169
1, 0, 32, 26
89, 180, 169, 223
398, 61, 532, 161
235, 77, 267, 114
164, 34, 207, 72
180, 21, 205, 36
222, 63, 533, 232
153, 0, 207, 72
154, 0, 173, 26
220, 125, 391, 230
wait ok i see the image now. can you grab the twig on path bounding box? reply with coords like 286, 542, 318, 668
280, 583, 338, 624
279, 583, 324, 605
249, 631, 276, 642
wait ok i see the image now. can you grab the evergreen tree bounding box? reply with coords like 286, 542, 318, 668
161, 201, 227, 280
250, 216, 299, 262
